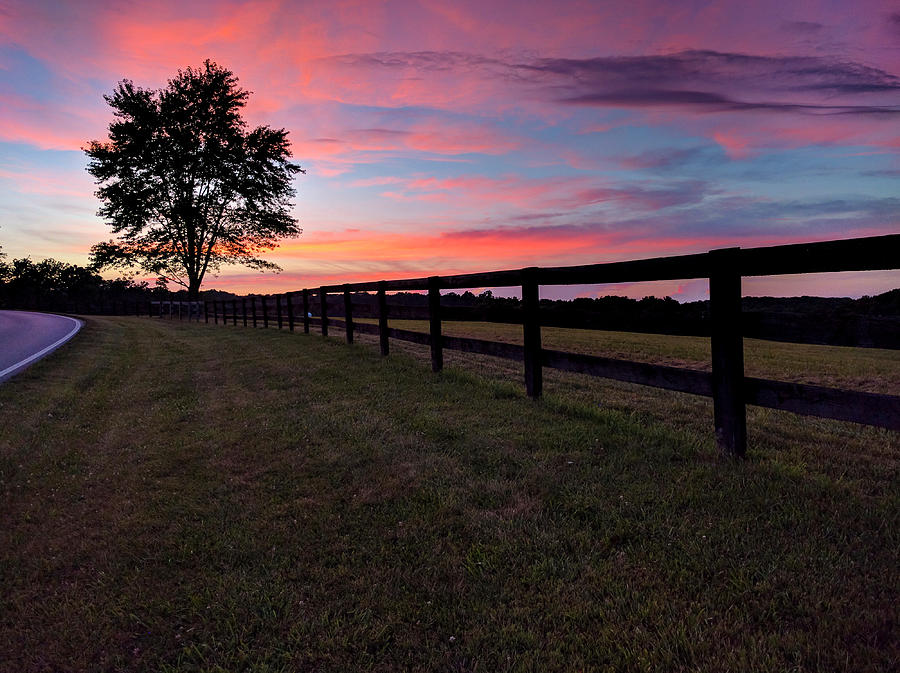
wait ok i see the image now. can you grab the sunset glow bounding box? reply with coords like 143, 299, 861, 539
1, 0, 898, 300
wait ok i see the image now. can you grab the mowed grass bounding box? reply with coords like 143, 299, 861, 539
0, 316, 897, 672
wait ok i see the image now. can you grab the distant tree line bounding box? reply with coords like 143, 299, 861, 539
353, 288, 900, 348
0, 256, 243, 313
0, 256, 161, 313
0, 256, 247, 313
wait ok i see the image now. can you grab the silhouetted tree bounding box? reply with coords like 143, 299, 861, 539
85, 60, 303, 299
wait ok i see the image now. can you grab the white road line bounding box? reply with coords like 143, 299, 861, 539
0, 314, 83, 381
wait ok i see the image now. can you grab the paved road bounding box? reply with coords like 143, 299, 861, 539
0, 311, 83, 383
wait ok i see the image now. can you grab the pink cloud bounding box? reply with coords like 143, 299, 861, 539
0, 168, 92, 198
0, 94, 105, 150
404, 120, 521, 155
712, 131, 753, 160
377, 174, 710, 214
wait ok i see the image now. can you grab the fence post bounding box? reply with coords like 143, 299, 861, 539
343, 285, 354, 344
220, 300, 227, 325
214, 300, 219, 324
262, 295, 270, 328
276, 294, 283, 329
320, 287, 329, 336
522, 267, 543, 399
428, 276, 443, 372
302, 289, 310, 334
242, 298, 248, 327
709, 248, 747, 458
252, 296, 258, 328
204, 301, 209, 323
378, 281, 389, 356
286, 292, 295, 332
232, 299, 238, 326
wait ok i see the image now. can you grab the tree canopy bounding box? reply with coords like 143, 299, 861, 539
85, 60, 303, 297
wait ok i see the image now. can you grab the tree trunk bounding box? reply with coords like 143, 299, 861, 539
188, 276, 202, 302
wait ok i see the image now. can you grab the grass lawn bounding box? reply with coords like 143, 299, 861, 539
1, 316, 897, 672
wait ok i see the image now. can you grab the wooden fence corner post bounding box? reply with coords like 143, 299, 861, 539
343, 285, 354, 344
522, 267, 543, 399
302, 289, 310, 334
262, 295, 270, 328
428, 276, 443, 373
204, 301, 209, 323
378, 281, 389, 356
213, 300, 219, 325
276, 294, 283, 329
242, 297, 248, 327
232, 299, 238, 326
252, 296, 258, 328
709, 247, 747, 458
286, 292, 295, 332
320, 287, 329, 336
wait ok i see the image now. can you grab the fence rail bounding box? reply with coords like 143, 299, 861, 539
194, 234, 898, 456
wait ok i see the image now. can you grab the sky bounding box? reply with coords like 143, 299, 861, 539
0, 0, 898, 301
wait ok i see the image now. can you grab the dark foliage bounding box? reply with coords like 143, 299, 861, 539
85, 60, 303, 298
0, 257, 155, 312
0, 258, 242, 313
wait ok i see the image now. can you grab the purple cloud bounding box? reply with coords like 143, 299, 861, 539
329, 49, 900, 116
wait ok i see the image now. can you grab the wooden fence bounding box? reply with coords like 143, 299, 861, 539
198, 234, 900, 457
149, 300, 204, 320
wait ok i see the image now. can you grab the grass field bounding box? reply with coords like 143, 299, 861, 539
1, 316, 897, 671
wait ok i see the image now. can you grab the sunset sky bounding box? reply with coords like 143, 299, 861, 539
1, 0, 898, 300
